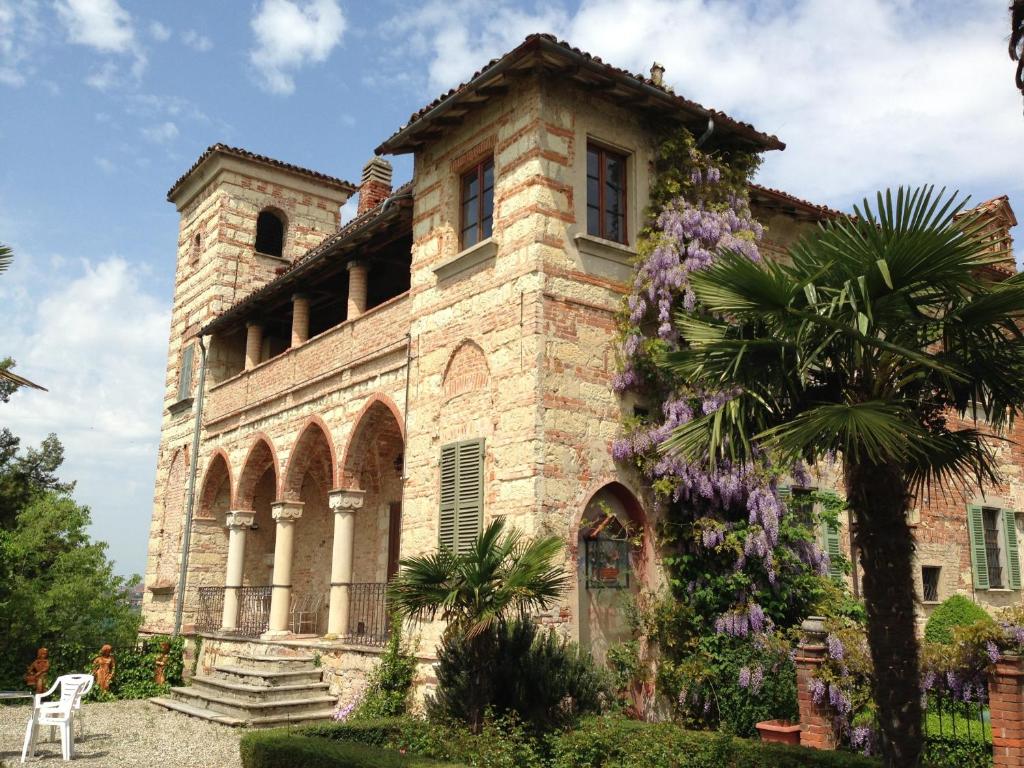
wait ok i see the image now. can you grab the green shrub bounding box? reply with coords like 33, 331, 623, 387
923, 736, 992, 768
84, 634, 185, 701
428, 618, 610, 732
924, 596, 994, 645
549, 716, 881, 768
353, 616, 417, 720
239, 730, 465, 768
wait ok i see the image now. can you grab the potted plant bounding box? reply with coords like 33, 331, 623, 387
755, 719, 801, 746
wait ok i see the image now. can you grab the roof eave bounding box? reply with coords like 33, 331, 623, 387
376, 35, 784, 156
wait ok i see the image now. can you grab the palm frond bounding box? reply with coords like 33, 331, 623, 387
0, 243, 11, 275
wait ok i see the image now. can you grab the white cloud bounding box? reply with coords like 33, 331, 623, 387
0, 254, 170, 574
56, 0, 135, 53
141, 120, 178, 143
149, 21, 171, 42
393, 0, 1024, 211
0, 0, 42, 87
182, 29, 212, 52
249, 0, 346, 94
94, 156, 115, 174
57, 0, 147, 85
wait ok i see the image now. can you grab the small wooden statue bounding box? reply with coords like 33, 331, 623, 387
91, 644, 115, 692
24, 647, 50, 694
153, 642, 170, 686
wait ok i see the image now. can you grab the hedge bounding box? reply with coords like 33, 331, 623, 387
242, 717, 883, 768
239, 730, 466, 768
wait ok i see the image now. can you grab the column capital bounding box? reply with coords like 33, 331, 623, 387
225, 510, 256, 529
346, 260, 367, 273
292, 292, 309, 302
329, 488, 365, 511
271, 500, 304, 521
246, 320, 264, 329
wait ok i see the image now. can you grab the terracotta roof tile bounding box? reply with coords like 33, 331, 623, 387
377, 34, 783, 154
749, 184, 843, 219
167, 143, 356, 202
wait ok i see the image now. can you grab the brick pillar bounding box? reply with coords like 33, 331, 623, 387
990, 655, 1024, 768
357, 156, 393, 215
347, 261, 368, 319
795, 616, 836, 750
245, 322, 263, 370
291, 293, 310, 347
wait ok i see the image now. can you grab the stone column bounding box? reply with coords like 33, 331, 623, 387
264, 501, 303, 637
245, 322, 263, 370
291, 293, 310, 347
990, 655, 1024, 768
795, 616, 835, 750
220, 510, 255, 631
326, 489, 365, 637
347, 261, 368, 320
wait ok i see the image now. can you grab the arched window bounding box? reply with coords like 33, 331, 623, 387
255, 210, 285, 257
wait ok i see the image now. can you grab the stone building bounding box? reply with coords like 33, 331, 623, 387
142, 35, 1019, 701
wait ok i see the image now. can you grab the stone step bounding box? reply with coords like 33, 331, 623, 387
168, 685, 337, 722
232, 654, 318, 672
150, 696, 336, 728
190, 674, 330, 703
149, 697, 246, 727
213, 664, 323, 688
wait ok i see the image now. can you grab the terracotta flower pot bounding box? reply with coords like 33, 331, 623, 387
755, 719, 801, 746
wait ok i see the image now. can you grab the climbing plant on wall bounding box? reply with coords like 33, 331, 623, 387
611, 125, 842, 717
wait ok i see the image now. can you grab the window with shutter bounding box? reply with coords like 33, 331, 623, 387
1003, 508, 1021, 590
967, 504, 991, 590
177, 343, 194, 401
438, 439, 484, 554
825, 522, 843, 581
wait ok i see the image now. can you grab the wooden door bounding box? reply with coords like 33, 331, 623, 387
387, 502, 402, 580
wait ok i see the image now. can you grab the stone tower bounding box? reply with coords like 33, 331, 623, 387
141, 144, 353, 632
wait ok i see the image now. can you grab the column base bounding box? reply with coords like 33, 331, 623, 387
260, 629, 293, 641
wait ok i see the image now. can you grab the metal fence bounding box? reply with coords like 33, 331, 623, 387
193, 585, 272, 638
194, 587, 225, 632
922, 690, 991, 761
340, 582, 390, 647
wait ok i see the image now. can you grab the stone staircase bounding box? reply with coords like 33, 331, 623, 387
151, 652, 337, 727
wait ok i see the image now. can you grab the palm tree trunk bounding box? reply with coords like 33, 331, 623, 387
845, 459, 922, 768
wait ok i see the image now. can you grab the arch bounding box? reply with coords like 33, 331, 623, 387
197, 449, 233, 519
575, 480, 651, 578
255, 208, 286, 257
235, 434, 280, 510
442, 339, 490, 400
340, 395, 405, 491
282, 416, 337, 501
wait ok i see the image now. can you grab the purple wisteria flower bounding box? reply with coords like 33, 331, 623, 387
826, 634, 845, 661
738, 666, 751, 688
988, 640, 1002, 664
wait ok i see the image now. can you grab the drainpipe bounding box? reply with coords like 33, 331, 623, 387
174, 334, 208, 635
696, 117, 715, 148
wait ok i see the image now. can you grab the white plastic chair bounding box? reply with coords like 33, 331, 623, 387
21, 674, 92, 762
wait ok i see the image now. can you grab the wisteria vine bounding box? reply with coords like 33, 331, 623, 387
612, 128, 831, 640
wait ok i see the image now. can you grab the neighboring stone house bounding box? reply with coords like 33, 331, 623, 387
141, 35, 1019, 690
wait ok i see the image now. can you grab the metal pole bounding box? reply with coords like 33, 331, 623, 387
174, 335, 208, 635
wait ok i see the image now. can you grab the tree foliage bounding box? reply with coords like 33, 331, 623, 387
660, 186, 1024, 767
0, 430, 139, 689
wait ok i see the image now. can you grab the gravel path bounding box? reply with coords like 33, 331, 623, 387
0, 700, 243, 768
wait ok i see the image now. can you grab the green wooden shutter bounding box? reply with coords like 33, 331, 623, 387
455, 440, 484, 554
825, 521, 843, 581
177, 343, 194, 401
777, 486, 791, 504
438, 444, 458, 551
1003, 508, 1022, 590
967, 505, 990, 590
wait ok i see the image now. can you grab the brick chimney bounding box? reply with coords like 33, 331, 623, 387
357, 156, 393, 216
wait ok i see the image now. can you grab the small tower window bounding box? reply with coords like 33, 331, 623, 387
255, 210, 285, 258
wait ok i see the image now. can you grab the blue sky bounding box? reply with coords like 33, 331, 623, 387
1, 0, 1021, 578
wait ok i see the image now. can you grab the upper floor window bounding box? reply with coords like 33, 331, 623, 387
177, 342, 195, 402
255, 210, 285, 258
586, 143, 627, 244
460, 158, 494, 250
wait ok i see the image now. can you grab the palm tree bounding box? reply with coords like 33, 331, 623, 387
1012, 1, 1024, 98
660, 187, 1024, 768
387, 518, 568, 639
0, 245, 45, 393
387, 518, 568, 731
